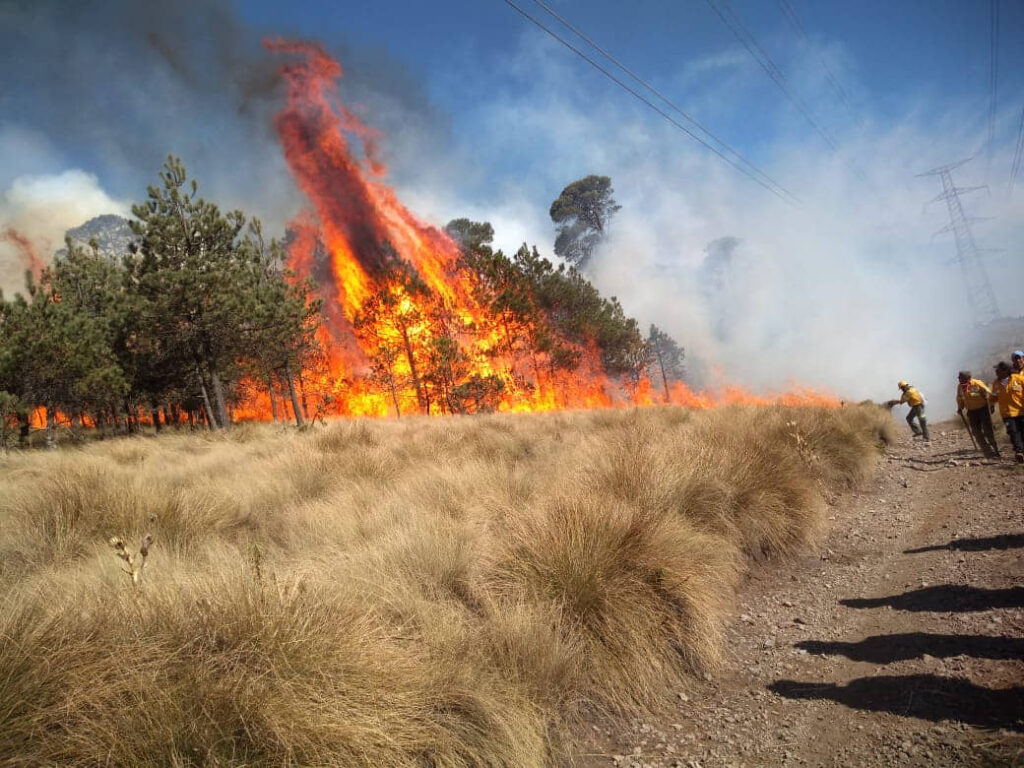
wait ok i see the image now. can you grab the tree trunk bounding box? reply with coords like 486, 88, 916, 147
400, 326, 426, 413
267, 374, 279, 422
195, 362, 218, 430
501, 316, 516, 356
126, 401, 138, 434
297, 369, 310, 420
388, 375, 401, 418
209, 367, 230, 429
654, 343, 670, 404
284, 363, 304, 427
18, 412, 29, 447
548, 359, 563, 409
152, 402, 163, 434
45, 405, 56, 450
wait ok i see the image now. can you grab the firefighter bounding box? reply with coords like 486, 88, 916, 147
990, 361, 1024, 463
956, 371, 999, 458
897, 381, 930, 441
1013, 350, 1024, 374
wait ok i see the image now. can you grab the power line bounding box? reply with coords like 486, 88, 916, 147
919, 159, 1001, 326
528, 0, 798, 204
776, 0, 858, 123
988, 0, 999, 170
499, 0, 798, 205
705, 0, 837, 151
1010, 105, 1024, 194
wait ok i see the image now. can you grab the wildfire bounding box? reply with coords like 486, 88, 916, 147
252, 40, 840, 420
2, 227, 44, 281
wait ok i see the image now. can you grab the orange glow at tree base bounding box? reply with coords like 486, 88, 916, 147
207, 40, 846, 422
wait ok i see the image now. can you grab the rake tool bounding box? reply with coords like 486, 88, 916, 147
958, 411, 980, 451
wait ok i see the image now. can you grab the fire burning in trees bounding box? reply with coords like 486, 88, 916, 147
259, 40, 839, 418
2, 227, 44, 281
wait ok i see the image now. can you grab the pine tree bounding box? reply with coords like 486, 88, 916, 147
5, 269, 126, 448
238, 220, 323, 426
0, 390, 20, 451
647, 325, 686, 402
549, 175, 621, 269
129, 157, 251, 429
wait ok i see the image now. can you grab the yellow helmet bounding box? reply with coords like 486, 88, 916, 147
897, 381, 908, 389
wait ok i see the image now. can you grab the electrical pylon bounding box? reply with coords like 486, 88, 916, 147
918, 159, 1001, 326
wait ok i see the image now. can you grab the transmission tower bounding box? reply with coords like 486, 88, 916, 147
918, 159, 1001, 326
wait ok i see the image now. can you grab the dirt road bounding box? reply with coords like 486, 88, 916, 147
579, 426, 1024, 767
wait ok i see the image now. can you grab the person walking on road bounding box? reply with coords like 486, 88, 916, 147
956, 371, 1000, 458
990, 361, 1024, 464
897, 381, 930, 441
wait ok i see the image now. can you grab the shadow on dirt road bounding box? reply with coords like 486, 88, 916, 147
840, 585, 1024, 612
769, 675, 1024, 732
795, 632, 1024, 663
904, 532, 1024, 553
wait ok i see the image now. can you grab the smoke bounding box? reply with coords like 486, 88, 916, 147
0, 0, 450, 259
404, 33, 1024, 415
585, 112, 1024, 414
0, 171, 128, 296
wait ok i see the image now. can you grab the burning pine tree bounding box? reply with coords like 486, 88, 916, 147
267, 40, 660, 416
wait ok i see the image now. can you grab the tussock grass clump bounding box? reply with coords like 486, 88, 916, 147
0, 405, 891, 766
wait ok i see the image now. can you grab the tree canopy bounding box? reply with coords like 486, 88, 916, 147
549, 175, 621, 269
0, 157, 322, 445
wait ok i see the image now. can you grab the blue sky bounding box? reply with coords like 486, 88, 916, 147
239, 0, 1024, 182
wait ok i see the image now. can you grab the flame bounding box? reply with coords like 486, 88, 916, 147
252, 40, 843, 420
2, 227, 44, 281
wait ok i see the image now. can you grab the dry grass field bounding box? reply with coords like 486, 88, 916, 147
0, 405, 894, 767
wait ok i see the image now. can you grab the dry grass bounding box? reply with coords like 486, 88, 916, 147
0, 404, 894, 767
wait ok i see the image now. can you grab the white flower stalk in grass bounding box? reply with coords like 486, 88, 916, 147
108, 521, 155, 586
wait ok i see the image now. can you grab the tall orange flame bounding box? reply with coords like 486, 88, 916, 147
2, 227, 44, 281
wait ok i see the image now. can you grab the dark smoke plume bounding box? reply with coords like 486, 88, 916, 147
0, 0, 450, 231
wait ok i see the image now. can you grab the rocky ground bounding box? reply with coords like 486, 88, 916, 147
576, 424, 1024, 768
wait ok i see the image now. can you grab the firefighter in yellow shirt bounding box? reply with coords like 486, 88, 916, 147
897, 381, 930, 441
956, 371, 999, 458
990, 361, 1024, 463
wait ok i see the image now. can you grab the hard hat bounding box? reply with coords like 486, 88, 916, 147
1013, 350, 1024, 359
897, 381, 908, 389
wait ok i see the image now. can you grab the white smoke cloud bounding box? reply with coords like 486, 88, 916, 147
0, 170, 128, 296
0, 124, 64, 188
399, 34, 1024, 416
